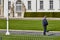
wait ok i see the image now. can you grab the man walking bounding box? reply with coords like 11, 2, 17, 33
42, 16, 48, 35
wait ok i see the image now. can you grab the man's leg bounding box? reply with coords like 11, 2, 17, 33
46, 26, 49, 32
43, 26, 46, 35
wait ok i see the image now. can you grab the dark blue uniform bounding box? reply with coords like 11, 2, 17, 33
42, 18, 48, 35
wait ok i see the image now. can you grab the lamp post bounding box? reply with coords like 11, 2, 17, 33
6, 15, 10, 35
4, 0, 10, 35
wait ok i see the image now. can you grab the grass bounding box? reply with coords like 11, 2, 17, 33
0, 19, 60, 40
0, 19, 60, 31
0, 34, 60, 40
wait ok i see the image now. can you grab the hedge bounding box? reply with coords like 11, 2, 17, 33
24, 12, 60, 18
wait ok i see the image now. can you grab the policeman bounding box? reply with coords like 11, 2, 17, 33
42, 16, 48, 35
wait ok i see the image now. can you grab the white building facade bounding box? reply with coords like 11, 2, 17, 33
0, 0, 60, 18
24, 0, 60, 12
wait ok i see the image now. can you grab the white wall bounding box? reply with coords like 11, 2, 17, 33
37, 0, 49, 12
23, 0, 60, 12
4, 0, 60, 17
22, 0, 36, 12
53, 0, 59, 12
37, 0, 60, 12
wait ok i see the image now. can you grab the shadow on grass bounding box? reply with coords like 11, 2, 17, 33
48, 33, 55, 36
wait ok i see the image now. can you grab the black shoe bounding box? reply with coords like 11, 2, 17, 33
43, 33, 46, 35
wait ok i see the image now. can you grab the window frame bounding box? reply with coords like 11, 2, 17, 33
8, 1, 11, 10
49, 0, 54, 10
0, 0, 1, 4
16, 4, 22, 12
40, 0, 44, 10
28, 1, 31, 10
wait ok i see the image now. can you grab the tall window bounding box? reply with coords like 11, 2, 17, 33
40, 1, 44, 9
16, 4, 21, 12
0, 0, 1, 4
28, 1, 31, 10
16, 1, 22, 12
49, 0, 53, 10
8, 1, 11, 10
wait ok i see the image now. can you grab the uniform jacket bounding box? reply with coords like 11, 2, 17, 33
42, 18, 48, 26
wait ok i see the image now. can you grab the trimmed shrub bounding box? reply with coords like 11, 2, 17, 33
24, 12, 60, 18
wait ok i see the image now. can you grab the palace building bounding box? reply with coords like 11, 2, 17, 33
0, 0, 60, 18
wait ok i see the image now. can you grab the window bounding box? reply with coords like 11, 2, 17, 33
16, 0, 22, 12
40, 1, 44, 9
18, 13, 21, 17
49, 0, 53, 10
0, 0, 1, 4
16, 0, 21, 4
8, 1, 11, 10
8, 13, 10, 16
28, 1, 31, 10
16, 4, 21, 12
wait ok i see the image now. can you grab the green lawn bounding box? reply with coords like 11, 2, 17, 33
0, 19, 60, 31
0, 19, 60, 40
0, 34, 60, 40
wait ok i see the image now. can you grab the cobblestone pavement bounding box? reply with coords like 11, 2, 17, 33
0, 30, 60, 36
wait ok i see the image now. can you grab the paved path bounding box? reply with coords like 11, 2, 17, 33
9, 17, 60, 20
0, 17, 60, 20
0, 30, 60, 36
